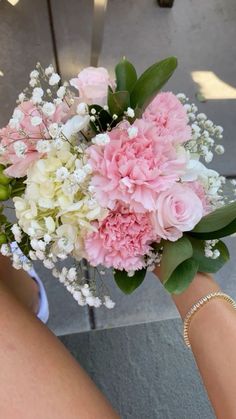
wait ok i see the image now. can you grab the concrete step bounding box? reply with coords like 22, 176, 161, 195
39, 236, 236, 335
60, 318, 215, 419
52, 0, 236, 176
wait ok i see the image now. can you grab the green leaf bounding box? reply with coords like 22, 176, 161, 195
191, 201, 236, 239
189, 236, 230, 273
130, 56, 178, 113
108, 90, 130, 116
115, 58, 137, 93
160, 235, 193, 284
114, 268, 146, 294
164, 258, 199, 294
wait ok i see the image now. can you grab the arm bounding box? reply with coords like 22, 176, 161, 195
154, 269, 236, 419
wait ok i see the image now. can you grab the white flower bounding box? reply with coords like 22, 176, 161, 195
176, 93, 186, 101
13, 108, 24, 121
0, 244, 11, 256
29, 78, 37, 87
49, 73, 61, 86
104, 296, 115, 309
11, 224, 22, 243
44, 216, 56, 233
18, 93, 25, 102
35, 250, 45, 260
83, 163, 92, 174
215, 145, 225, 155
76, 102, 88, 116
197, 113, 207, 121
42, 102, 56, 116
33, 87, 44, 97
57, 86, 66, 98
29, 250, 37, 260
92, 133, 110, 146
81, 284, 91, 297
56, 167, 69, 181
13, 141, 27, 158
45, 65, 54, 76
128, 126, 138, 139
72, 168, 87, 183
215, 125, 224, 135
30, 70, 39, 79
205, 151, 213, 163
36, 140, 51, 153
44, 234, 52, 243
31, 116, 42, 126
43, 259, 55, 269
54, 137, 63, 149
126, 107, 135, 118
48, 123, 60, 138
67, 267, 77, 281
9, 118, 20, 129
61, 115, 90, 139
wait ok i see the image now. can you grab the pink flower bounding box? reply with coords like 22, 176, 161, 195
143, 92, 191, 144
70, 67, 113, 106
84, 205, 157, 271
88, 119, 187, 212
152, 183, 204, 241
0, 100, 68, 177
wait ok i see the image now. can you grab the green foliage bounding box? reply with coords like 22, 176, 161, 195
164, 258, 199, 294
0, 164, 11, 185
188, 236, 230, 273
115, 58, 137, 93
108, 90, 130, 117
0, 184, 11, 201
114, 268, 146, 294
130, 56, 178, 114
89, 104, 113, 133
191, 201, 236, 239
160, 236, 193, 284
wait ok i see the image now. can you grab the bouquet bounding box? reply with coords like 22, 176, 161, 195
0, 57, 235, 309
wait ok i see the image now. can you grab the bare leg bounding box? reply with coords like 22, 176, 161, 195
0, 254, 39, 313
0, 280, 119, 419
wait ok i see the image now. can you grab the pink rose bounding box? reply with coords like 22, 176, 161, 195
70, 67, 113, 106
143, 92, 191, 144
0, 100, 68, 178
84, 205, 157, 271
152, 184, 204, 241
88, 119, 187, 212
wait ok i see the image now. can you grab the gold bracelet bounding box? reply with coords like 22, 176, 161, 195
183, 292, 236, 349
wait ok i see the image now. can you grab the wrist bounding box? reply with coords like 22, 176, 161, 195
172, 272, 220, 319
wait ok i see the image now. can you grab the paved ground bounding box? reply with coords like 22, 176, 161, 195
1, 0, 236, 417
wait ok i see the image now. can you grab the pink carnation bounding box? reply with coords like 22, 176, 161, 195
70, 67, 113, 106
0, 100, 68, 177
152, 183, 204, 241
143, 92, 191, 144
85, 205, 157, 271
88, 119, 187, 212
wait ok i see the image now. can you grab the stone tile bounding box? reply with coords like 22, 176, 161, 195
94, 237, 236, 329
50, 0, 93, 79
60, 318, 214, 419
34, 261, 91, 335
52, 0, 236, 176
0, 0, 55, 126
